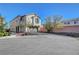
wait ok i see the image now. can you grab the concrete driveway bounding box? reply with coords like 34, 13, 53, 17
0, 33, 79, 55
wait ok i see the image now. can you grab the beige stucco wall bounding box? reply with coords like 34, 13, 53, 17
10, 14, 41, 33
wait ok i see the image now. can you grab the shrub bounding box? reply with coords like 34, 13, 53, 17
0, 32, 4, 37
0, 31, 10, 37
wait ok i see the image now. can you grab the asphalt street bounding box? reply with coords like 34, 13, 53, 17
0, 33, 79, 55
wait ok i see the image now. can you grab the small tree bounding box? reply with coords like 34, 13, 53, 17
45, 16, 53, 32
44, 15, 63, 32
52, 15, 63, 32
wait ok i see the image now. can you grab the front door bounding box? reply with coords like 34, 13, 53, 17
16, 26, 19, 33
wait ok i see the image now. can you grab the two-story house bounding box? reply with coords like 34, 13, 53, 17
10, 13, 41, 33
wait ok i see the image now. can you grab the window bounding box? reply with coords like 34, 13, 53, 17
20, 16, 24, 22
64, 22, 66, 24
35, 18, 39, 23
74, 21, 77, 24
67, 22, 70, 24
31, 16, 34, 25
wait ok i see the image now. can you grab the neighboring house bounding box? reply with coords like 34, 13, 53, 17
10, 13, 41, 33
40, 18, 79, 33
54, 18, 79, 33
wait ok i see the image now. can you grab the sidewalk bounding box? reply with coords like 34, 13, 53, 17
0, 35, 17, 39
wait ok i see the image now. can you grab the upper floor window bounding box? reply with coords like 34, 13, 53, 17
35, 18, 39, 24
31, 16, 34, 25
20, 16, 24, 22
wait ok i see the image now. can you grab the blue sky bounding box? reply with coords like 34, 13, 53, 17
0, 3, 79, 24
